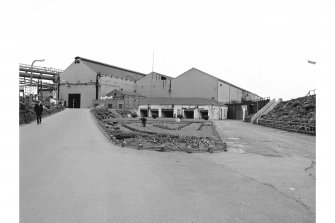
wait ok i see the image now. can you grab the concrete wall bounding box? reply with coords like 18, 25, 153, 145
135, 73, 172, 97
172, 68, 217, 99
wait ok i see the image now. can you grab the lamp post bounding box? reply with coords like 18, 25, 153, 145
30, 59, 45, 102
30, 59, 45, 86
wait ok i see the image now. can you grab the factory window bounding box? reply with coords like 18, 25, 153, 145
108, 104, 113, 109
119, 104, 123, 109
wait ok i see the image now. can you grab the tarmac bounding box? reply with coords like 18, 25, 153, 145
20, 109, 315, 223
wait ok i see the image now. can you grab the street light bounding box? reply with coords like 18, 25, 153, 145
30, 59, 45, 86
29, 59, 45, 103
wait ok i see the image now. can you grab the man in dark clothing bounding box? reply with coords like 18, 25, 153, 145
34, 101, 43, 124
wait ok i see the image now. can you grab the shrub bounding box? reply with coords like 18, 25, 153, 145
152, 113, 158, 119
177, 114, 183, 119
131, 113, 138, 118
203, 115, 209, 120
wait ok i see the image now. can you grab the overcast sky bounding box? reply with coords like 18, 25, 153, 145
16, 0, 332, 101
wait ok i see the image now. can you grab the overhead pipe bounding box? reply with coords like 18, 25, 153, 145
20, 72, 56, 81
20, 67, 60, 76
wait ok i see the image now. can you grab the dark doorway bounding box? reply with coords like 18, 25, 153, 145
151, 109, 159, 117
140, 109, 148, 117
68, 94, 80, 108
184, 110, 194, 119
199, 110, 208, 119
161, 109, 173, 118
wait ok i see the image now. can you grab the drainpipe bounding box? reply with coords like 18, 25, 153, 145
57, 75, 60, 100
96, 72, 101, 100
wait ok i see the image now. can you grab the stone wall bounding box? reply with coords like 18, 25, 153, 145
257, 95, 316, 135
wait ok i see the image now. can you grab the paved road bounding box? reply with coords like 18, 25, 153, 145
20, 109, 315, 223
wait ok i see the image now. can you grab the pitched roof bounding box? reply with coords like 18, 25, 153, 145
75, 56, 146, 81
178, 67, 260, 97
140, 97, 225, 106
107, 89, 144, 97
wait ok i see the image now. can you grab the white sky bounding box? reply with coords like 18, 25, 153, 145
15, 0, 331, 101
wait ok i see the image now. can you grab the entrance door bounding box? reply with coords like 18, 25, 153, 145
68, 94, 81, 108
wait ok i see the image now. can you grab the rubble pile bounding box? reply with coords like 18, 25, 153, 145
257, 95, 316, 135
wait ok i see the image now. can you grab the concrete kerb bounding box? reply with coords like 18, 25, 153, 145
90, 110, 113, 143
212, 121, 228, 152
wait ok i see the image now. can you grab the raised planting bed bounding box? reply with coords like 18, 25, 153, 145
90, 108, 227, 153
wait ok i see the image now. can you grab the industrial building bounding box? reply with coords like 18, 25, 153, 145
138, 97, 228, 120
59, 57, 146, 108
58, 57, 265, 119
172, 68, 261, 103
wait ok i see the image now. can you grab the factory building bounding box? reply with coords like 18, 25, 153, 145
172, 68, 261, 104
59, 57, 146, 108
59, 57, 264, 118
138, 97, 228, 120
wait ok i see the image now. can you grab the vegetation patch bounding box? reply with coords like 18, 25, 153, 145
91, 108, 227, 153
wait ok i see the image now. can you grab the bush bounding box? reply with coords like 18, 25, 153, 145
131, 113, 138, 118
177, 114, 183, 119
152, 113, 158, 119
203, 115, 209, 120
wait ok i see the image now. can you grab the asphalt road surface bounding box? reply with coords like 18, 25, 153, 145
20, 109, 315, 223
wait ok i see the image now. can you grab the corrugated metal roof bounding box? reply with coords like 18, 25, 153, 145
75, 57, 146, 81
140, 97, 225, 106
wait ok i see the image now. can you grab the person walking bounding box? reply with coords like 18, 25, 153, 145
34, 101, 44, 124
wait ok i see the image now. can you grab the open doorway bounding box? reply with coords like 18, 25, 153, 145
199, 110, 208, 119
140, 109, 148, 117
184, 110, 194, 119
161, 109, 173, 118
68, 94, 80, 108
150, 109, 159, 117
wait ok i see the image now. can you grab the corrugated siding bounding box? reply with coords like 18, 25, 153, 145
135, 73, 172, 97
172, 68, 217, 99
218, 81, 230, 103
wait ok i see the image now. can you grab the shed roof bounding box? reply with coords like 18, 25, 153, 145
140, 97, 225, 106
75, 56, 146, 81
